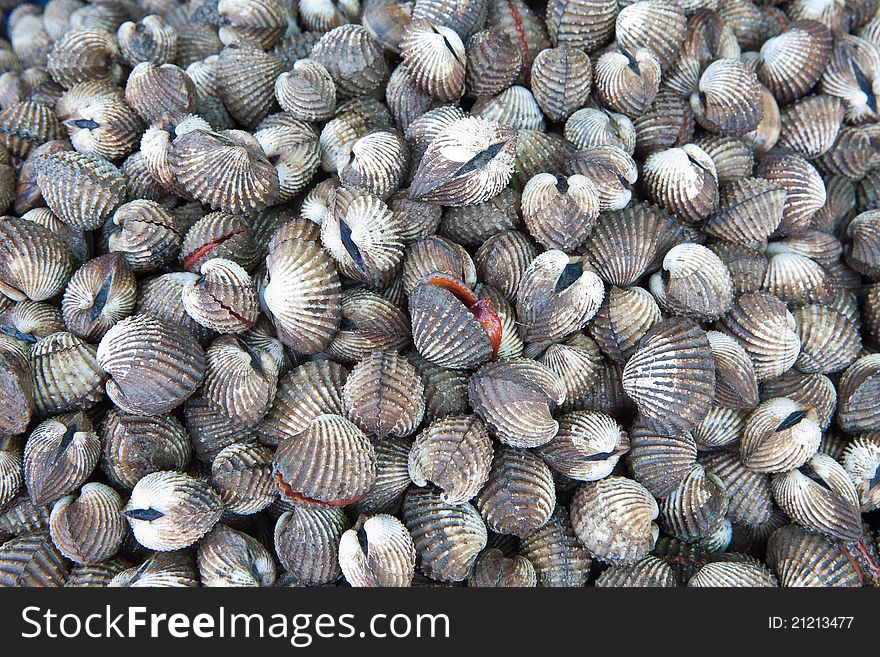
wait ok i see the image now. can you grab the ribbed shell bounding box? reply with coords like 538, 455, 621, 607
755, 149, 825, 237
49, 482, 125, 563
210, 442, 275, 515
595, 555, 677, 587
56, 82, 144, 161
0, 101, 65, 162
274, 502, 349, 585
846, 210, 880, 279
107, 200, 181, 275
275, 59, 336, 123
124, 471, 223, 551
343, 350, 425, 438
338, 514, 416, 587
843, 434, 880, 511
757, 20, 833, 103
469, 358, 565, 448
61, 253, 136, 342
197, 524, 276, 587
837, 355, 880, 433
622, 317, 716, 435
707, 330, 759, 409
519, 506, 590, 587
440, 187, 522, 248
660, 464, 728, 542
793, 304, 861, 375
110, 551, 199, 587
181, 258, 259, 334
565, 145, 638, 211
0, 438, 22, 509
117, 15, 178, 66
627, 423, 697, 499
770, 453, 862, 542
46, 28, 122, 88
100, 410, 191, 489
762, 372, 837, 431
595, 48, 661, 118
402, 487, 487, 582
688, 560, 777, 587
690, 58, 762, 135
700, 450, 773, 528
273, 413, 376, 505
565, 107, 635, 153
30, 331, 106, 415
590, 286, 660, 364
0, 532, 68, 587
649, 243, 733, 322
766, 524, 861, 587
820, 34, 880, 124
642, 144, 718, 226
706, 177, 785, 246
97, 314, 205, 415
717, 292, 801, 382
777, 93, 844, 159
400, 19, 466, 103
536, 333, 604, 411
408, 415, 493, 504
538, 411, 628, 481
521, 173, 599, 251
24, 415, 100, 506
337, 129, 409, 200
569, 476, 659, 565
465, 30, 522, 99
355, 437, 412, 516
615, 0, 687, 71
327, 289, 410, 364
261, 237, 341, 354
310, 25, 388, 100
179, 212, 260, 275
468, 548, 536, 587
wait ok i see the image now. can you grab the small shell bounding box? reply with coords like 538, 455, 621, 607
700, 450, 773, 528
695, 136, 754, 186
117, 15, 178, 66
0, 532, 69, 587
707, 330, 759, 410
595, 555, 677, 587
343, 350, 425, 438
740, 398, 822, 474
706, 177, 785, 246
402, 487, 487, 582
210, 442, 276, 515
687, 560, 777, 587
24, 415, 100, 506
408, 116, 516, 207
327, 288, 410, 363
0, 101, 65, 163
594, 48, 661, 118
770, 453, 862, 542
197, 524, 276, 587
475, 445, 555, 537
49, 483, 125, 563
97, 314, 206, 415
408, 415, 493, 504
273, 414, 376, 506
440, 187, 522, 248
717, 292, 801, 382
339, 514, 416, 587
521, 173, 599, 251
261, 237, 342, 355
535, 333, 604, 410
310, 25, 388, 100
100, 409, 191, 489
820, 34, 880, 124
110, 551, 199, 587
757, 20, 833, 103
125, 62, 197, 126
690, 58, 763, 135
842, 433, 880, 512
254, 119, 321, 204
354, 437, 412, 516
468, 548, 536, 587
792, 304, 861, 375
468, 358, 565, 448
181, 258, 259, 334
615, 0, 687, 71
777, 93, 845, 160
845, 210, 880, 279
569, 476, 659, 565
762, 372, 837, 431
56, 82, 144, 161
642, 144, 718, 226
519, 506, 590, 587
766, 524, 862, 587
627, 422, 698, 499
179, 212, 261, 275
564, 107, 635, 153
660, 464, 727, 543
472, 85, 545, 131
61, 253, 136, 342
742, 85, 780, 157
337, 129, 409, 200
564, 145, 638, 211
30, 332, 106, 415
622, 317, 716, 435
0, 437, 23, 509
124, 470, 223, 551
465, 30, 523, 99
590, 286, 661, 364
400, 19, 466, 103
47, 28, 123, 89
632, 91, 694, 158
538, 411, 629, 481
274, 502, 349, 585
275, 59, 336, 123
516, 252, 605, 342
107, 200, 181, 275
649, 243, 733, 322
837, 355, 880, 433
363, 2, 412, 54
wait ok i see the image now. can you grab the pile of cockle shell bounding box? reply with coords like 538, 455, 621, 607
1, 0, 880, 589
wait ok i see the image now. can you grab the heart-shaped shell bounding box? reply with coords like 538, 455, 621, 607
320, 98, 393, 172
210, 442, 276, 515
47, 28, 123, 89
475, 445, 555, 537
465, 30, 523, 99
339, 513, 417, 587
538, 411, 629, 481
690, 58, 762, 135
521, 173, 599, 251
623, 317, 716, 435
97, 314, 206, 415
0, 101, 65, 163
468, 548, 536, 587
706, 177, 785, 246
409, 116, 517, 207
125, 63, 197, 127
402, 487, 487, 582
30, 331, 107, 415
34, 150, 127, 231
707, 330, 759, 409
837, 355, 880, 432
197, 524, 276, 587
468, 358, 565, 448
570, 476, 659, 565
660, 464, 728, 543
275, 59, 336, 123
757, 20, 833, 103
254, 118, 321, 204
616, 0, 687, 71
61, 253, 137, 342
820, 34, 880, 124
100, 409, 191, 489
56, 82, 144, 161
717, 292, 801, 382
110, 551, 199, 587
343, 350, 425, 438
310, 25, 388, 100
755, 149, 826, 237
49, 482, 125, 563
0, 532, 69, 587
642, 144, 718, 226
595, 48, 661, 118
24, 414, 100, 506
766, 524, 862, 587
649, 243, 733, 322
261, 237, 342, 354
516, 252, 604, 342
117, 15, 178, 66
107, 200, 181, 275
519, 505, 590, 586
771, 453, 862, 542
399, 19, 466, 103
700, 450, 773, 528
273, 413, 376, 506
181, 258, 259, 334
565, 145, 638, 211
338, 129, 409, 200
408, 415, 492, 504
842, 434, 880, 512
274, 502, 349, 585
627, 421, 697, 499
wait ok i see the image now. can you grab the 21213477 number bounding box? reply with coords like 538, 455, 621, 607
769, 617, 854, 630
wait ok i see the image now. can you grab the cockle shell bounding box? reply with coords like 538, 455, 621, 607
210, 442, 276, 515
344, 350, 425, 438
649, 243, 733, 322
46, 28, 123, 89
616, 0, 687, 71
61, 253, 137, 342
203, 335, 279, 428
310, 24, 388, 99
565, 107, 635, 154
700, 450, 773, 528
565, 145, 638, 211
837, 355, 880, 432
843, 433, 880, 512
30, 331, 106, 415
117, 15, 178, 66
766, 524, 862, 587
110, 551, 199, 587
538, 411, 629, 481
400, 18, 466, 103
757, 20, 833, 103
690, 57, 763, 135
659, 464, 727, 543
24, 414, 100, 506
595, 47, 661, 118
707, 329, 759, 409
521, 173, 599, 251
0, 217, 73, 302
705, 177, 785, 246
49, 482, 125, 563
465, 30, 523, 99
519, 506, 590, 587
107, 200, 181, 275
197, 524, 276, 587
740, 397, 822, 474
0, 532, 69, 587
181, 258, 259, 334
338, 514, 416, 587
469, 548, 536, 587
642, 144, 718, 227
274, 502, 349, 585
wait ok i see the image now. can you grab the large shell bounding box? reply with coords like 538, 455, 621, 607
97, 314, 205, 415
475, 445, 555, 537
56, 82, 144, 161
24, 415, 100, 506
468, 358, 565, 448
49, 482, 125, 563
777, 93, 845, 160
402, 487, 487, 582
408, 415, 493, 504
757, 20, 833, 103
343, 350, 425, 438
766, 524, 862, 587
47, 28, 123, 88
273, 414, 376, 506
569, 476, 659, 565
622, 317, 716, 435
338, 513, 416, 587
124, 470, 223, 551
